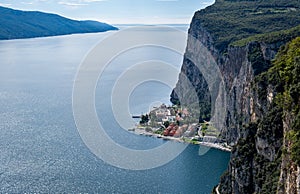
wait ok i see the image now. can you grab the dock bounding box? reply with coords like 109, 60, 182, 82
132, 115, 141, 119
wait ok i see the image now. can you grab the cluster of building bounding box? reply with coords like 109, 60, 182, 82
135, 104, 229, 150
147, 104, 200, 138
163, 123, 198, 138
152, 104, 189, 125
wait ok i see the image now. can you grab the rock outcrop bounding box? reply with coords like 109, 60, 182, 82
171, 0, 300, 193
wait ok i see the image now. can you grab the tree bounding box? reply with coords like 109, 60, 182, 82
140, 114, 149, 125
163, 121, 170, 128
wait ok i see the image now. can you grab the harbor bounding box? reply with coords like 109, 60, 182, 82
130, 104, 232, 152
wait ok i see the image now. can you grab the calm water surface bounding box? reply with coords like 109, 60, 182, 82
0, 26, 230, 193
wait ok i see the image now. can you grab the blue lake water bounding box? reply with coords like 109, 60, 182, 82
0, 26, 230, 193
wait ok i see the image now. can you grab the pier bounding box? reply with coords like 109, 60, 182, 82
132, 115, 141, 119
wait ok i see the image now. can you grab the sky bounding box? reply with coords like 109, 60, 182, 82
0, 0, 215, 24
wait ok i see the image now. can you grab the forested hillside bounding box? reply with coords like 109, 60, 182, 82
0, 6, 117, 40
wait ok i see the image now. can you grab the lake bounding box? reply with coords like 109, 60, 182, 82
0, 26, 230, 193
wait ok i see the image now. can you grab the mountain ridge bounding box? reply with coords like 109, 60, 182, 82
0, 6, 118, 40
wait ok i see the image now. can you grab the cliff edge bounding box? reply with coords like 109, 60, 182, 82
171, 0, 300, 193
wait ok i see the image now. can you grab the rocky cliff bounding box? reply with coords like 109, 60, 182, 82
171, 0, 300, 193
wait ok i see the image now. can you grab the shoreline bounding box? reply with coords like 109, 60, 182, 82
129, 128, 232, 152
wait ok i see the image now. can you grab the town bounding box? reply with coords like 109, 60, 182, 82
130, 104, 231, 151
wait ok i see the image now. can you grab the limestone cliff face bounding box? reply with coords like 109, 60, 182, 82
171, 8, 300, 194
277, 112, 300, 194
171, 13, 278, 145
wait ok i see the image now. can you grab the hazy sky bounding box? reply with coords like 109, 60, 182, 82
0, 0, 214, 24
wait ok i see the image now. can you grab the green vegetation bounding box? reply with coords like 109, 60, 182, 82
188, 0, 300, 125
290, 127, 300, 166
231, 123, 257, 193
200, 123, 207, 136
256, 104, 283, 142
198, 102, 211, 123
232, 123, 257, 167
256, 37, 300, 165
272, 37, 300, 166
232, 25, 300, 47
220, 37, 300, 193
248, 42, 271, 75
139, 114, 149, 125
194, 0, 300, 51
154, 129, 164, 135
206, 125, 220, 137
229, 122, 282, 193
181, 137, 199, 144
163, 121, 170, 128
201, 1, 300, 192
255, 153, 282, 194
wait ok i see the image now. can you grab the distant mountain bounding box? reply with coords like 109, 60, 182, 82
0, 6, 118, 40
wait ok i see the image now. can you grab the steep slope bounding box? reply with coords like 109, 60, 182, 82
171, 0, 300, 193
0, 6, 118, 40
194, 0, 300, 51
218, 38, 300, 193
